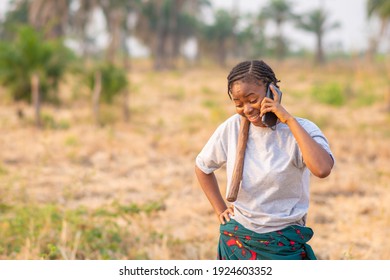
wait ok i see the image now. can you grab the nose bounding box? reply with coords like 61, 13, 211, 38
243, 103, 253, 115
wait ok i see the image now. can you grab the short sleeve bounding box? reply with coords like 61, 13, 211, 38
195, 122, 229, 174
298, 118, 335, 165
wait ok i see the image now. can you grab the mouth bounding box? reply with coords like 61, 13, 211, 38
247, 114, 261, 123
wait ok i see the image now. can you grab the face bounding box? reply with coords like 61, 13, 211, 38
231, 80, 267, 127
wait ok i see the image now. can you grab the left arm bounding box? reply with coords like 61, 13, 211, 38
261, 85, 334, 178
284, 117, 333, 178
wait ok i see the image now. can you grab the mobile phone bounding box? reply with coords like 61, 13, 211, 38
262, 83, 282, 128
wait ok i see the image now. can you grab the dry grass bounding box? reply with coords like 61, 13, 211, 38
0, 58, 389, 259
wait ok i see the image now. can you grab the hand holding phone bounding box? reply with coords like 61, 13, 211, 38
261, 84, 282, 129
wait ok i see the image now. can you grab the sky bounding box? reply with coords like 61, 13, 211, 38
0, 0, 386, 53
213, 0, 379, 52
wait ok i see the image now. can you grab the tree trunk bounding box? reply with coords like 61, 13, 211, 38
92, 71, 102, 125
28, 0, 68, 39
122, 89, 130, 122
106, 9, 123, 64
316, 32, 325, 65
123, 26, 131, 122
366, 19, 387, 62
154, 2, 168, 71
123, 33, 131, 70
167, 0, 183, 69
386, 84, 390, 112
217, 40, 227, 67
275, 21, 285, 60
31, 73, 41, 128
366, 37, 378, 62
386, 60, 390, 112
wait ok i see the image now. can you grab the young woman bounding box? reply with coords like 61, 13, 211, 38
195, 60, 334, 260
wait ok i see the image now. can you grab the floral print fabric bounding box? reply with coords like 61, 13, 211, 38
218, 219, 317, 260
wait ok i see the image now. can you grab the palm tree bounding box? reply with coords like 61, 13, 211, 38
234, 12, 267, 59
367, 0, 390, 60
135, 0, 208, 70
260, 0, 294, 59
134, 0, 169, 70
295, 7, 340, 65
98, 0, 137, 64
199, 9, 237, 67
68, 0, 100, 59
84, 63, 128, 125
0, 26, 72, 127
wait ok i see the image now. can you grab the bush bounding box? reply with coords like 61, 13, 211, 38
0, 26, 74, 104
85, 63, 128, 104
311, 82, 346, 106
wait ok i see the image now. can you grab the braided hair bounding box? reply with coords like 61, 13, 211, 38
227, 60, 280, 99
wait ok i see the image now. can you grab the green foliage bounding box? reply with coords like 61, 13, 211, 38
41, 113, 70, 130
294, 7, 340, 64
367, 0, 390, 18
0, 201, 165, 259
85, 63, 128, 104
0, 164, 8, 176
259, 0, 295, 58
295, 8, 340, 34
64, 135, 80, 147
202, 99, 218, 108
199, 9, 237, 65
236, 22, 267, 58
115, 201, 165, 215
311, 82, 346, 106
203, 9, 236, 41
0, 1, 29, 40
351, 91, 379, 107
201, 86, 215, 96
0, 26, 74, 103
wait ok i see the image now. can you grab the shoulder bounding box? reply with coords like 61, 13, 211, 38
215, 114, 241, 133
276, 117, 325, 139
224, 113, 241, 125
204, 114, 241, 144
295, 117, 323, 134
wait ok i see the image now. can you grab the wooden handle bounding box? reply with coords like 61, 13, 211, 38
226, 116, 250, 202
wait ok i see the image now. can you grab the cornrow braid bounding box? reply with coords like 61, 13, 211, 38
227, 60, 280, 99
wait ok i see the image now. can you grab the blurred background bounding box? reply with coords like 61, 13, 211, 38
0, 0, 389, 260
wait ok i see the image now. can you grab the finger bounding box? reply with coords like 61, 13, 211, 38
219, 214, 226, 225
260, 103, 272, 117
223, 212, 231, 222
219, 211, 230, 224
261, 95, 272, 105
262, 96, 277, 108
270, 84, 280, 103
261, 99, 268, 109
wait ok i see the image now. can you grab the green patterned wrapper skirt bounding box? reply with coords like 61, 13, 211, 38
218, 219, 317, 260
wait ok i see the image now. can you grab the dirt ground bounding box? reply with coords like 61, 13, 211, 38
0, 60, 389, 259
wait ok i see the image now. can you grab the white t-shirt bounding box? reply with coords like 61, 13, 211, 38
196, 114, 334, 234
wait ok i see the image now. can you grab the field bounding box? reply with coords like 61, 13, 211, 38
0, 59, 389, 260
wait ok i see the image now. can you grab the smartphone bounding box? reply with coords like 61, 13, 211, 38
262, 83, 282, 128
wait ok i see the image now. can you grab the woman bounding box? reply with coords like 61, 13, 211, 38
195, 60, 334, 260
